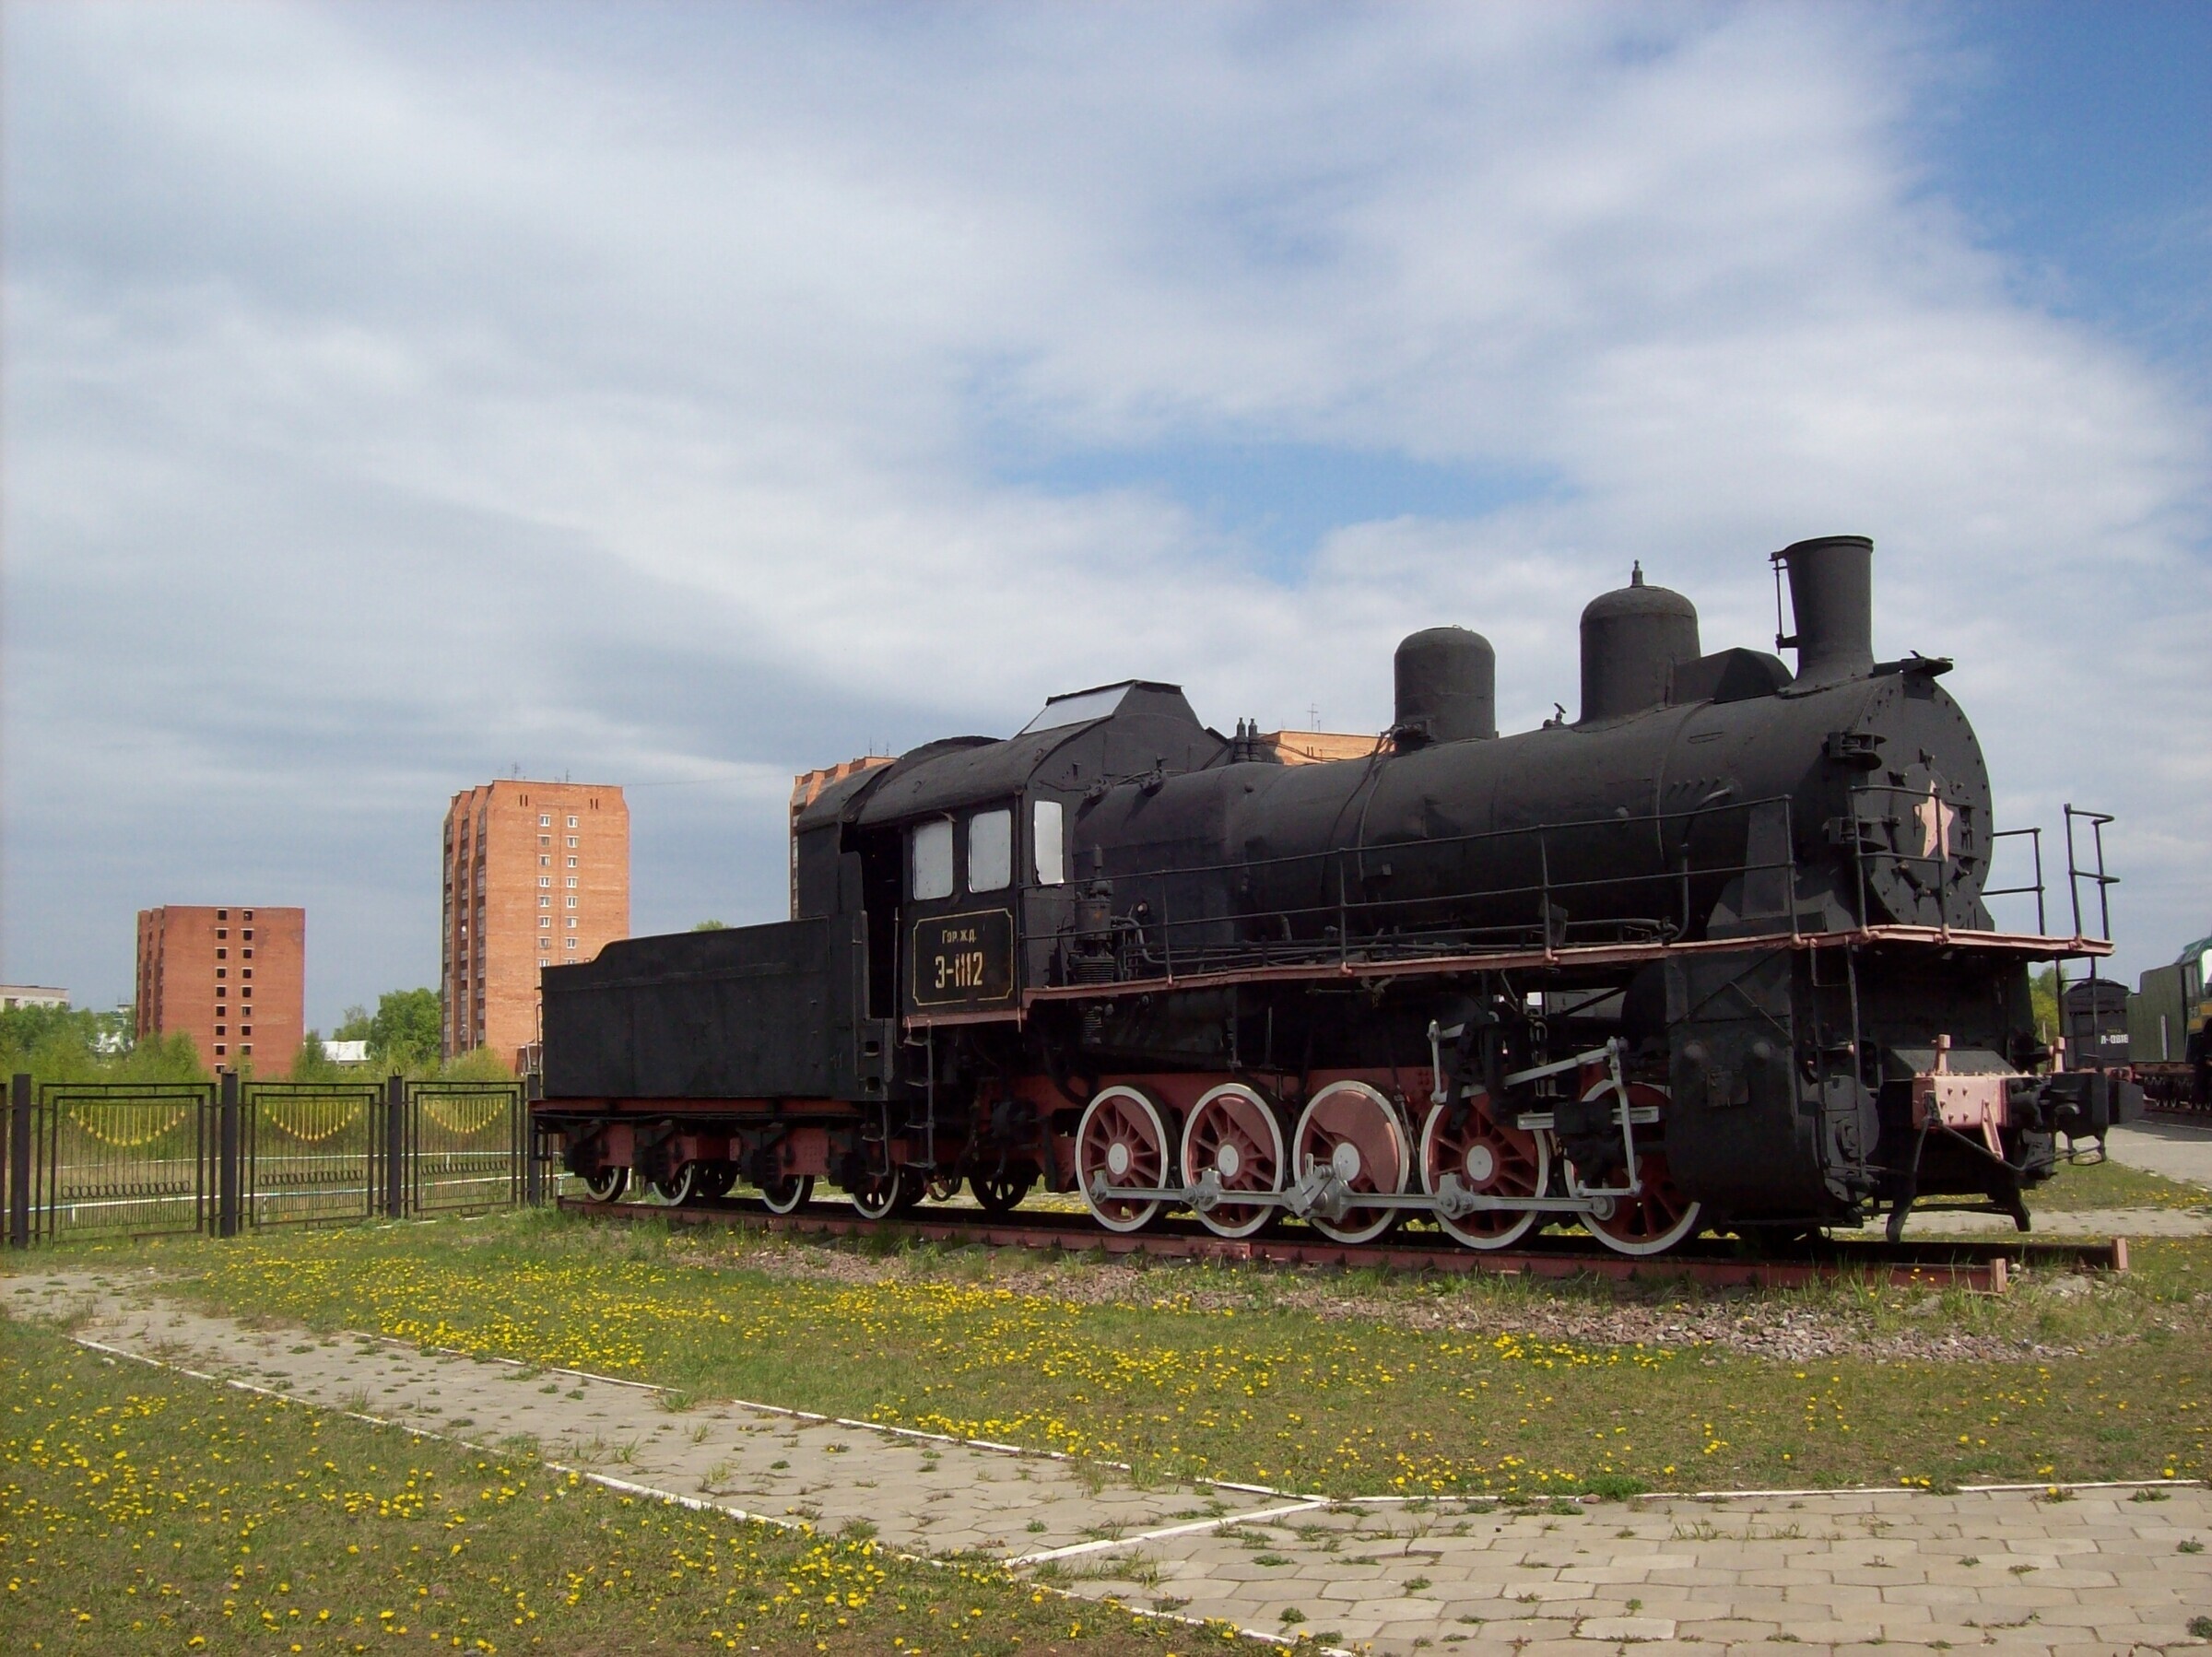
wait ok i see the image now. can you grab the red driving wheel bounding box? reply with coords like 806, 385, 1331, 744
1292, 1081, 1409, 1244
1418, 1089, 1549, 1250
1076, 1085, 1173, 1233
1180, 1083, 1285, 1239
1573, 1080, 1703, 1256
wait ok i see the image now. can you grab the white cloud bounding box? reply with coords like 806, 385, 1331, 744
4, 0, 2206, 1016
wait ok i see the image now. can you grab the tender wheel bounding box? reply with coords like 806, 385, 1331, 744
650, 1162, 701, 1205
580, 1166, 629, 1204
971, 1167, 1035, 1216
758, 1173, 813, 1214
1180, 1082, 1285, 1240
924, 1171, 962, 1204
1418, 1089, 1549, 1251
1573, 1080, 1704, 1256
691, 1162, 736, 1201
1076, 1085, 1174, 1234
849, 1166, 921, 1221
1292, 1081, 1409, 1245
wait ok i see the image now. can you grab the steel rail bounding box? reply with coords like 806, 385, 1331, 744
555, 1194, 2127, 1293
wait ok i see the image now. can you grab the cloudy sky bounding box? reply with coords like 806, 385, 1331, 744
6, 1, 2208, 1023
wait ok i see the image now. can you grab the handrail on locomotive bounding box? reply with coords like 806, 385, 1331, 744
1020, 784, 2113, 994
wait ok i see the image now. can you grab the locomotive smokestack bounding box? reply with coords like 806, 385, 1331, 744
1579, 564, 1700, 723
1394, 627, 1496, 746
1774, 535, 1875, 687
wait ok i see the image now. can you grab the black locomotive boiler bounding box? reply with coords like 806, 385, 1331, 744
535, 535, 2140, 1254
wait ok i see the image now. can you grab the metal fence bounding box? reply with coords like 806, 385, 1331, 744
407, 1082, 528, 1214
245, 1081, 384, 1228
4, 1072, 538, 1246
28, 1082, 217, 1243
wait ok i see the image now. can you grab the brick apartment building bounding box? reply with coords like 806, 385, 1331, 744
442, 780, 629, 1066
135, 906, 306, 1075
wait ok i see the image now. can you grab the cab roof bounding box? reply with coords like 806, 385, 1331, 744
790, 682, 1219, 833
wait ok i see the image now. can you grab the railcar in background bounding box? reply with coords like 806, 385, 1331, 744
2062, 978, 2133, 1071
2128, 935, 2212, 1110
534, 535, 2139, 1254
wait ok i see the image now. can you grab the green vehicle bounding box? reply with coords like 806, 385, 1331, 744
2128, 933, 2212, 1107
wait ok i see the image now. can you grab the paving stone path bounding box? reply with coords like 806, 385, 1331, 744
2107, 1120, 2212, 1193
1898, 1206, 2209, 1238
1900, 1120, 2212, 1237
7, 1266, 2210, 1654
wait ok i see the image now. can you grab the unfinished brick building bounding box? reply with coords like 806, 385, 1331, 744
135, 905, 305, 1075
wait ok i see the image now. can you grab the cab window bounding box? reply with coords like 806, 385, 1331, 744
968, 808, 1012, 893
1033, 800, 1065, 886
912, 820, 954, 900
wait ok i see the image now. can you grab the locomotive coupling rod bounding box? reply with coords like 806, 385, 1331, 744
1088, 1170, 1220, 1209
1324, 1186, 1608, 1216
1089, 1181, 1243, 1205
1430, 1173, 1610, 1219
1088, 1170, 1613, 1219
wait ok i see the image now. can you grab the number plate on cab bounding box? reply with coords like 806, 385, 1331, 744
911, 909, 1016, 1006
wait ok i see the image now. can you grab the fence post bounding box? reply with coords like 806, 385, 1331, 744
218, 1070, 241, 1239
384, 1075, 407, 1219
7, 1074, 30, 1250
522, 1075, 542, 1205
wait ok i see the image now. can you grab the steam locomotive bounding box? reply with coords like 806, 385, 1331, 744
535, 535, 2139, 1254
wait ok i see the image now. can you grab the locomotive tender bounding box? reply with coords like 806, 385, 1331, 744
536, 535, 2140, 1254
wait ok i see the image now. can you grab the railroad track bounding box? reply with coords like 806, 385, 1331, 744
557, 1194, 2125, 1292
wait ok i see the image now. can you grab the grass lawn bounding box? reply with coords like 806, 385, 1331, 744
30, 1205, 2212, 1501
0, 1316, 1206, 1656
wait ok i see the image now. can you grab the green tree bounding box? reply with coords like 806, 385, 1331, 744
0, 1005, 206, 1089
0, 1003, 87, 1065
691, 919, 727, 931
332, 1005, 373, 1042
2030, 966, 2061, 1045
289, 1030, 342, 1082
114, 1030, 207, 1084
441, 1045, 514, 1082
368, 989, 441, 1067
0, 1005, 110, 1087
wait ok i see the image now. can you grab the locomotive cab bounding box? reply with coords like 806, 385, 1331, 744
823, 682, 1228, 1029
